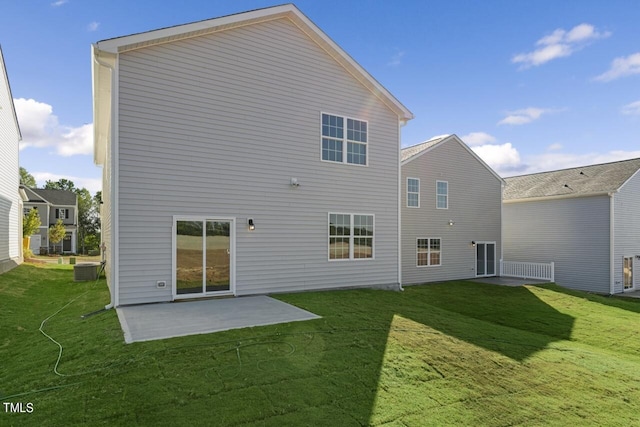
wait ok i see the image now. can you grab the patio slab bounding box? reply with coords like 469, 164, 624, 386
116, 295, 321, 343
471, 277, 551, 287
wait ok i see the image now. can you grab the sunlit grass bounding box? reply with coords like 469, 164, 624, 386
1, 264, 639, 426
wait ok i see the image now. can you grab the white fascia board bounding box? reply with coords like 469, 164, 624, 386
503, 191, 612, 204
92, 46, 115, 166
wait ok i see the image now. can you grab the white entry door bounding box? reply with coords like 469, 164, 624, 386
476, 242, 496, 277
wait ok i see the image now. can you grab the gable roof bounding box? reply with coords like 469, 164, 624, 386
0, 45, 22, 141
503, 157, 640, 202
401, 134, 504, 183
22, 186, 77, 206
92, 4, 413, 166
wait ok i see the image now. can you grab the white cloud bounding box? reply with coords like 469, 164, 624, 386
497, 107, 564, 126
467, 135, 640, 178
31, 172, 101, 194
621, 100, 640, 115
460, 132, 497, 146
51, 0, 68, 6
387, 51, 405, 67
87, 21, 100, 32
513, 23, 611, 69
471, 143, 521, 172
513, 151, 640, 177
14, 98, 93, 156
594, 53, 640, 82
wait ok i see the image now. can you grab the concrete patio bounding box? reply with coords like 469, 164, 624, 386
116, 295, 321, 343
471, 276, 552, 287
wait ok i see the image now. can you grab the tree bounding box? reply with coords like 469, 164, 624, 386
45, 179, 76, 192
20, 167, 36, 187
23, 208, 41, 237
49, 219, 66, 254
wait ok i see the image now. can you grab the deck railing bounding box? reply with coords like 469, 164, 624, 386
500, 261, 554, 282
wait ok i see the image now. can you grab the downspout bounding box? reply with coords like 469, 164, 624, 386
609, 192, 615, 295
500, 182, 504, 277
397, 119, 405, 291
93, 47, 118, 309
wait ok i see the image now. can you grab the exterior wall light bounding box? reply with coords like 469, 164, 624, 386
471, 241, 476, 247
448, 220, 455, 226
247, 218, 255, 231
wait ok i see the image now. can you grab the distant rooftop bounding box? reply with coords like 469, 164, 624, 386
21, 186, 77, 206
503, 157, 640, 201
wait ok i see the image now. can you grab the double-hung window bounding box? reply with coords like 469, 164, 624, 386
417, 238, 441, 267
329, 213, 374, 260
322, 113, 367, 165
436, 181, 448, 209
407, 178, 420, 207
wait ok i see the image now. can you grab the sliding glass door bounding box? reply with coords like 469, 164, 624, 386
175, 218, 233, 297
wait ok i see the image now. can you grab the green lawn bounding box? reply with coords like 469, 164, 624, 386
1, 263, 639, 426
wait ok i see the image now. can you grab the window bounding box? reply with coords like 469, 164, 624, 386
56, 208, 68, 219
417, 238, 441, 267
407, 178, 420, 207
329, 213, 374, 260
436, 181, 448, 209
322, 113, 367, 165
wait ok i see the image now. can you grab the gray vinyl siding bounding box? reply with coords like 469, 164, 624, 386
613, 171, 640, 293
503, 195, 610, 293
0, 53, 21, 270
114, 18, 400, 305
401, 140, 502, 285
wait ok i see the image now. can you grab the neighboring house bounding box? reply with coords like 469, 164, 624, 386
0, 46, 24, 274
503, 158, 640, 294
92, 5, 413, 306
21, 186, 79, 254
401, 135, 504, 285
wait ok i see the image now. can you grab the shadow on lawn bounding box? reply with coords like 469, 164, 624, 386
268, 281, 576, 425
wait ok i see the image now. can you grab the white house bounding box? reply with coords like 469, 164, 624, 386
0, 46, 23, 274
401, 135, 504, 285
92, 5, 413, 306
503, 158, 640, 294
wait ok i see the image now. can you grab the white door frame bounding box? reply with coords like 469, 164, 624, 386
475, 241, 497, 277
623, 255, 636, 292
172, 216, 236, 300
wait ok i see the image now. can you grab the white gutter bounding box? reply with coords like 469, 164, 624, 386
504, 191, 610, 204
93, 47, 118, 310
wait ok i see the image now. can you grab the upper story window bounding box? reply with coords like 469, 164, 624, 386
321, 113, 367, 166
56, 208, 69, 219
407, 178, 420, 208
436, 180, 448, 209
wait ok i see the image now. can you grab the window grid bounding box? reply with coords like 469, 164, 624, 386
321, 113, 368, 165
407, 178, 420, 208
417, 238, 441, 267
329, 213, 374, 260
436, 181, 448, 209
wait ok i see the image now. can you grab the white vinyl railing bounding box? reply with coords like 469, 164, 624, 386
500, 261, 554, 282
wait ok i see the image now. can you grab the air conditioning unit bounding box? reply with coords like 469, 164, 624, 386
74, 263, 99, 281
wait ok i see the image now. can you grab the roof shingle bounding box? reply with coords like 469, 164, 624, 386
503, 158, 640, 201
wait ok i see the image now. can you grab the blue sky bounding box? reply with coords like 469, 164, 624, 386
2, 0, 639, 194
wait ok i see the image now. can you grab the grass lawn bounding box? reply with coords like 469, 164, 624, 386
1, 263, 640, 426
